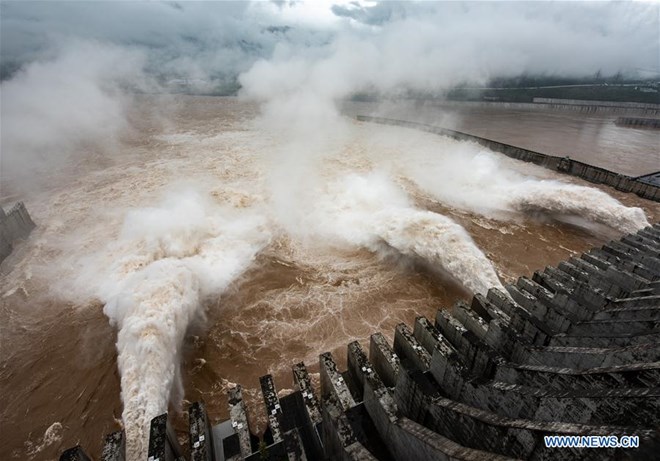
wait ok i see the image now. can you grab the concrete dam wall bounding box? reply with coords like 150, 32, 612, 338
62, 223, 660, 460
0, 202, 36, 265
615, 117, 660, 130
438, 99, 660, 116
356, 115, 660, 202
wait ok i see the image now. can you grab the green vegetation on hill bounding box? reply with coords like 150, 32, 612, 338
446, 85, 659, 104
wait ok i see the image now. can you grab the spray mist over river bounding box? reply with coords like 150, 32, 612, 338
0, 96, 657, 460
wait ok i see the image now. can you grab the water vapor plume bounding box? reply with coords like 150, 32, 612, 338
0, 40, 149, 194
4, 1, 657, 89
304, 173, 504, 295
365, 131, 650, 235
90, 190, 271, 458
237, 2, 652, 250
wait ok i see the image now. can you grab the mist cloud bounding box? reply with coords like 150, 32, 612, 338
239, 1, 659, 104
1, 40, 148, 193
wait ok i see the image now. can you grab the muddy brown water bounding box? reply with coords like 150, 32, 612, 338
1, 96, 658, 460
343, 100, 660, 177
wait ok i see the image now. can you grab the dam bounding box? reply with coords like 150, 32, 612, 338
52, 104, 660, 460
62, 222, 660, 460
2, 96, 658, 461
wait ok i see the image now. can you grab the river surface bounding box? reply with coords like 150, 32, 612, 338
1, 96, 658, 460
343, 100, 660, 176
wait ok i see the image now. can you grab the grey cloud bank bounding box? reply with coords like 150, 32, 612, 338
2, 1, 658, 84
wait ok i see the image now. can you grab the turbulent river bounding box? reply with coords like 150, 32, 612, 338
1, 95, 658, 460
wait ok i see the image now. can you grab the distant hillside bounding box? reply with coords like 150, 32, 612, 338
446, 75, 659, 104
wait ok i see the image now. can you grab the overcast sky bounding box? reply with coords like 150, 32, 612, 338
1, 0, 659, 86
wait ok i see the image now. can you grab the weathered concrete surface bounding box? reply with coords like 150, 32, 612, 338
189, 402, 214, 461
419, 99, 660, 116
369, 333, 400, 388
293, 362, 322, 425
260, 375, 283, 443
147, 413, 184, 461
320, 352, 356, 411
533, 98, 660, 114
228, 385, 253, 458
637, 172, 660, 187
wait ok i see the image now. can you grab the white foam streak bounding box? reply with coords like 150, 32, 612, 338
97, 190, 270, 458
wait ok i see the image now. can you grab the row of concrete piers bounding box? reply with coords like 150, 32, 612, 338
63, 223, 660, 460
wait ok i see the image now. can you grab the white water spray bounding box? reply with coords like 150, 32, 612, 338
364, 129, 650, 234
507, 180, 649, 234
96, 190, 270, 458
304, 173, 504, 295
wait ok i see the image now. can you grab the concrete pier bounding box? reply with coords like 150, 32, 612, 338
101, 432, 124, 461
0, 201, 35, 265
189, 402, 213, 461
